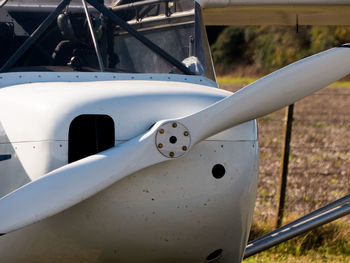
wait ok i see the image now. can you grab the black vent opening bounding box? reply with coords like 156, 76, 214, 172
68, 114, 115, 163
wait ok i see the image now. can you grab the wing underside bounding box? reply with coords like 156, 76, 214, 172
4, 0, 350, 25
199, 0, 350, 25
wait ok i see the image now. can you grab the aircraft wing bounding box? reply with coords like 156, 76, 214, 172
5, 0, 350, 25
199, 0, 350, 25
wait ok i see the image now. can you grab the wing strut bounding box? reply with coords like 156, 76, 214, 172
244, 194, 350, 258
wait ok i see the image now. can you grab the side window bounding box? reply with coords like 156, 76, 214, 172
68, 115, 115, 163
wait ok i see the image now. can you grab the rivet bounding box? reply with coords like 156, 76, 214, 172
169, 152, 175, 157
182, 146, 187, 151
184, 131, 189, 136
172, 123, 177, 128
159, 129, 164, 134
158, 143, 163, 149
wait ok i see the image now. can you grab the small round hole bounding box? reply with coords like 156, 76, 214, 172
206, 249, 223, 262
212, 164, 225, 179
169, 136, 177, 144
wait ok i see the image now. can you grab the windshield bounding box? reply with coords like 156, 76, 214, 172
0, 0, 215, 80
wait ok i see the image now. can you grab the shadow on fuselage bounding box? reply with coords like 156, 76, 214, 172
0, 120, 30, 198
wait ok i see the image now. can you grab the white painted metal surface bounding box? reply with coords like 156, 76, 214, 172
0, 1, 348, 262
1, 46, 350, 237
0, 140, 259, 263
0, 74, 219, 143
0, 72, 258, 262
0, 72, 216, 89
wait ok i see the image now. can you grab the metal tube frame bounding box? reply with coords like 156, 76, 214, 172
85, 0, 193, 75
0, 0, 72, 73
0, 0, 8, 8
1, 0, 192, 75
111, 0, 167, 12
81, 0, 105, 72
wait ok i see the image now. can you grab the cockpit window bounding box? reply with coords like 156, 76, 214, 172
0, 0, 215, 80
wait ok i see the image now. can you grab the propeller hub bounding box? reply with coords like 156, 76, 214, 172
155, 121, 191, 158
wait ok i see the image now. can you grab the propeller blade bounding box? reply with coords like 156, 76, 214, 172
1, 46, 350, 234
0, 123, 168, 234
180, 46, 350, 145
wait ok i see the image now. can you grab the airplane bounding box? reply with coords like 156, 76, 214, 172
0, 0, 349, 262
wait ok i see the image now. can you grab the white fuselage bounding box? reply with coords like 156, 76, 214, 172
0, 72, 258, 263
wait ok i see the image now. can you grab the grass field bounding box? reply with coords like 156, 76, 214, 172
218, 76, 350, 262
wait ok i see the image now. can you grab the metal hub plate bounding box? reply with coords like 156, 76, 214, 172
155, 121, 191, 158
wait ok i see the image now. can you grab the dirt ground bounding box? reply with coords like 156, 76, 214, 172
220, 82, 350, 225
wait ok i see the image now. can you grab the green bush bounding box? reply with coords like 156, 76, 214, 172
211, 26, 255, 65
310, 26, 350, 53
251, 26, 311, 71
211, 25, 350, 73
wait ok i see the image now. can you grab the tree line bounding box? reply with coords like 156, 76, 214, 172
210, 26, 350, 74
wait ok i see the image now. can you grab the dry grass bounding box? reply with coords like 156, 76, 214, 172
247, 216, 350, 262
218, 77, 350, 262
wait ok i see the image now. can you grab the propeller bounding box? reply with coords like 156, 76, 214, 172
1, 46, 350, 234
